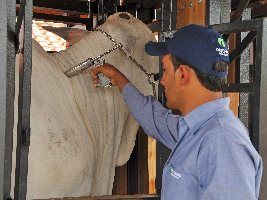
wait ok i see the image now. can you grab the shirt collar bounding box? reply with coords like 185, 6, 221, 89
177, 117, 189, 143
183, 97, 230, 134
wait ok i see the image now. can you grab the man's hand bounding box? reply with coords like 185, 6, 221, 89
91, 63, 129, 92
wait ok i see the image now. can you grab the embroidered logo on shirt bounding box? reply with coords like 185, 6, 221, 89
170, 167, 182, 180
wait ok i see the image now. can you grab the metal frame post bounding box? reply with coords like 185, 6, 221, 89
0, 0, 16, 199
257, 17, 267, 199
160, 0, 177, 32
14, 0, 32, 199
239, 8, 252, 130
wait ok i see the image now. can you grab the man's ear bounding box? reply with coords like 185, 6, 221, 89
175, 65, 190, 85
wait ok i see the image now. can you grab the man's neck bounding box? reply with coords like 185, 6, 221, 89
180, 90, 223, 116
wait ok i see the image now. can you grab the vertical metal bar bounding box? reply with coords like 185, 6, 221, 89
170, 0, 177, 31
207, 0, 221, 25
98, 0, 104, 16
0, 0, 16, 199
14, 0, 32, 199
219, 0, 231, 23
86, 0, 93, 30
250, 21, 261, 152
239, 8, 251, 129
207, 0, 230, 25
258, 18, 267, 199
161, 0, 177, 31
97, 0, 105, 25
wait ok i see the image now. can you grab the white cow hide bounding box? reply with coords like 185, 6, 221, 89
12, 13, 158, 199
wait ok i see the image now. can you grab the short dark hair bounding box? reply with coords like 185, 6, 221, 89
170, 55, 228, 92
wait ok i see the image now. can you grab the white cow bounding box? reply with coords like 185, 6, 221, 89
12, 13, 158, 199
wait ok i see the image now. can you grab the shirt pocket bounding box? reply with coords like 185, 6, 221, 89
162, 165, 198, 200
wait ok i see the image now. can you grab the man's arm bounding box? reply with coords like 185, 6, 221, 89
91, 64, 180, 150
122, 82, 181, 149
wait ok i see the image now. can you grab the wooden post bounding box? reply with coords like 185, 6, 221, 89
113, 164, 128, 195
176, 0, 206, 29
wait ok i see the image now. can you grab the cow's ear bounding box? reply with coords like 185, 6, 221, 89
42, 26, 90, 46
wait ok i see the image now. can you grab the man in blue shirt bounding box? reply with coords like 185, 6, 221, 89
91, 24, 262, 199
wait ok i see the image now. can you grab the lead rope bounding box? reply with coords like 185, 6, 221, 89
94, 28, 157, 98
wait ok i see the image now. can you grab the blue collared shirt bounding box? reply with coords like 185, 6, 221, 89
123, 83, 262, 200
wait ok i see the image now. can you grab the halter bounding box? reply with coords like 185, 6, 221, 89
64, 28, 157, 98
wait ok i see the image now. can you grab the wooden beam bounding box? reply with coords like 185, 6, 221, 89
17, 0, 90, 14
176, 0, 206, 29
137, 129, 149, 194
113, 164, 128, 195
148, 137, 156, 194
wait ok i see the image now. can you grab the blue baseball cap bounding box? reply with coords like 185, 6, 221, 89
145, 24, 229, 77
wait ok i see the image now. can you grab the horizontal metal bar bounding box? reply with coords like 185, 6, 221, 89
212, 18, 263, 34
223, 83, 255, 93
33, 13, 90, 25
229, 31, 257, 62
17, 0, 91, 14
